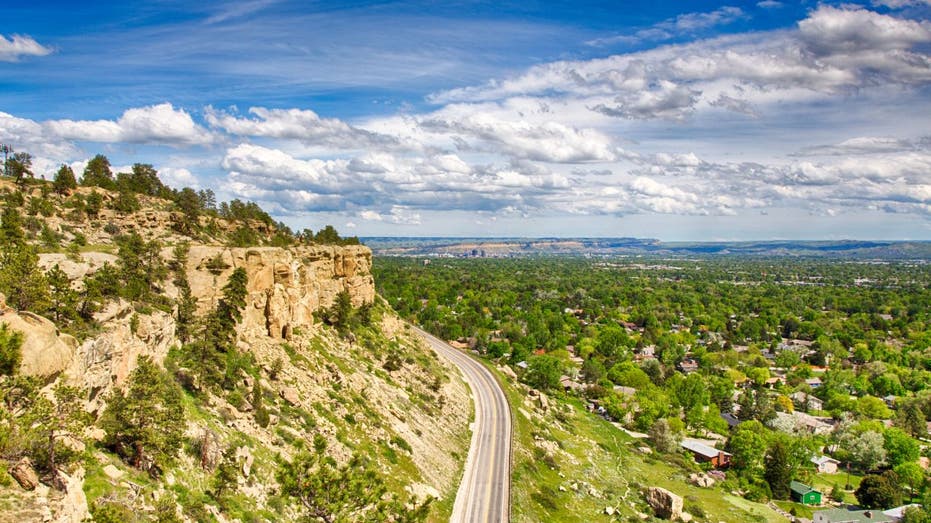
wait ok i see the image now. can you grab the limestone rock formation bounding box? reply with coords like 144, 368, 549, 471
645, 486, 684, 520
183, 245, 374, 340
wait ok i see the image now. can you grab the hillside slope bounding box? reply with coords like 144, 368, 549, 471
0, 178, 471, 522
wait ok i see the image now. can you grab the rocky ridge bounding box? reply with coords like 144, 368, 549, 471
1, 240, 471, 522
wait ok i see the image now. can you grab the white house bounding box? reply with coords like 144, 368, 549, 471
811, 455, 841, 474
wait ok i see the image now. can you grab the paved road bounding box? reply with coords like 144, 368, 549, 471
414, 327, 511, 523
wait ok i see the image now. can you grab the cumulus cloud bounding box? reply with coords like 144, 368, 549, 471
0, 34, 52, 62
46, 103, 214, 145
430, 6, 931, 121
205, 106, 400, 149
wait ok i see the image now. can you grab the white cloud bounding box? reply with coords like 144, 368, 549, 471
158, 167, 200, 188
0, 34, 52, 62
205, 106, 399, 149
430, 6, 931, 121
872, 0, 931, 8
47, 103, 214, 145
587, 6, 746, 47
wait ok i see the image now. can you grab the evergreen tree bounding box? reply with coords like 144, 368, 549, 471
0, 206, 24, 244
52, 165, 77, 196
0, 324, 23, 376
81, 154, 114, 189
0, 244, 50, 312
85, 190, 103, 218
46, 264, 78, 325
101, 356, 184, 475
5, 152, 33, 186
764, 439, 794, 500
278, 435, 431, 523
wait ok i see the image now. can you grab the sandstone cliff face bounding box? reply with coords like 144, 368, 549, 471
0, 308, 77, 377
183, 245, 375, 340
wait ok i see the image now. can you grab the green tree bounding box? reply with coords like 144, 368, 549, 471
524, 354, 562, 391
277, 435, 430, 523
0, 324, 23, 376
727, 420, 768, 477
85, 190, 103, 218
5, 152, 33, 186
53, 164, 77, 196
884, 427, 920, 468
46, 264, 78, 325
324, 291, 353, 334
100, 356, 184, 475
213, 445, 239, 501
764, 439, 794, 500
174, 187, 201, 234
649, 418, 683, 454
82, 154, 114, 189
893, 462, 926, 501
0, 206, 24, 244
856, 471, 903, 509
35, 381, 89, 477
0, 244, 50, 312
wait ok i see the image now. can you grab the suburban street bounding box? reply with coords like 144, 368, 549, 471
414, 327, 512, 523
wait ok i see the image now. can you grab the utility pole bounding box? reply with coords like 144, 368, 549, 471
0, 144, 12, 177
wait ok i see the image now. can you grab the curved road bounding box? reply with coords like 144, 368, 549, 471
414, 327, 511, 523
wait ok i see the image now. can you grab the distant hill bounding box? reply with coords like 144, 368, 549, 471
363, 237, 931, 260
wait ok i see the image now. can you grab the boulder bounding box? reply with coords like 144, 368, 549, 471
9, 458, 39, 490
102, 464, 123, 481
645, 486, 684, 520
1, 311, 76, 377
52, 466, 90, 523
280, 386, 300, 405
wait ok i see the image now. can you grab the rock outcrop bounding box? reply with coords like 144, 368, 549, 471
0, 309, 77, 377
645, 486, 684, 520
183, 245, 374, 340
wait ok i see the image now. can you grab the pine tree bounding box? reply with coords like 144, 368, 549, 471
81, 154, 114, 189
46, 264, 77, 325
52, 165, 77, 196
100, 356, 184, 475
277, 435, 431, 523
0, 324, 23, 376
0, 243, 50, 312
764, 439, 794, 500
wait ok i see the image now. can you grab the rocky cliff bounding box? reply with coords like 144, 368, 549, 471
182, 244, 375, 341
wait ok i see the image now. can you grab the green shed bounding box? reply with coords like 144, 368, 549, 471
790, 481, 822, 505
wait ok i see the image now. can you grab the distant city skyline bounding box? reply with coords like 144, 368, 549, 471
1, 0, 930, 240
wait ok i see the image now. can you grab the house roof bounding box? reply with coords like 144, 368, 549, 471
790, 481, 819, 496
813, 508, 893, 523
811, 456, 840, 466
681, 439, 730, 459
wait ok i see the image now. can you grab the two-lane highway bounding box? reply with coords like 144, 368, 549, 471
415, 327, 511, 523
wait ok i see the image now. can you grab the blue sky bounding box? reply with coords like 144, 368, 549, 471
2, 0, 931, 240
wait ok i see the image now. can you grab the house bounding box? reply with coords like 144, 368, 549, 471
791, 391, 824, 412
515, 361, 529, 370
811, 455, 841, 474
790, 481, 822, 505
806, 377, 823, 388
813, 508, 893, 523
775, 411, 834, 435
720, 412, 740, 429
677, 358, 699, 373
681, 439, 732, 468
